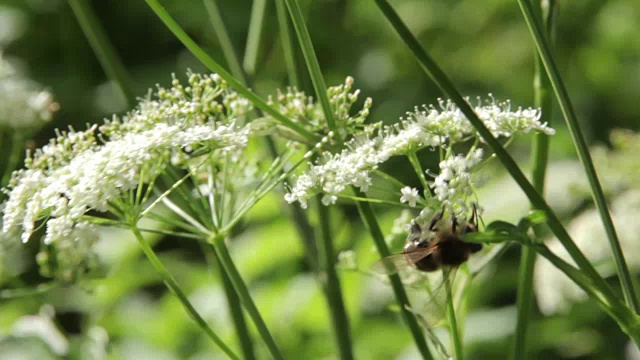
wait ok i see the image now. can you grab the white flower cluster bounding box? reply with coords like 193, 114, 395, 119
1, 73, 251, 280
267, 76, 372, 136
430, 149, 484, 213
0, 53, 57, 130
285, 96, 552, 208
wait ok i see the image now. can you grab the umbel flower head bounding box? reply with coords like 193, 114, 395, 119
1, 72, 251, 281
265, 76, 372, 138
284, 95, 553, 211
0, 53, 58, 130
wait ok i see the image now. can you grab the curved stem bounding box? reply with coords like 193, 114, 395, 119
130, 226, 239, 360
211, 235, 285, 360
515, 0, 639, 312
354, 188, 434, 360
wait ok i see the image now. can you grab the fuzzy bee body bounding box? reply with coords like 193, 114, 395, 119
376, 205, 482, 275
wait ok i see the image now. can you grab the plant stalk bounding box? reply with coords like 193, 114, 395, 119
68, 0, 136, 106
515, 0, 640, 312
316, 196, 354, 360
274, 0, 301, 87
210, 235, 285, 360
203, 244, 256, 360
202, 0, 318, 271
445, 271, 463, 360
354, 188, 433, 360
130, 227, 239, 360
282, 0, 337, 132
512, 1, 555, 359
202, 0, 248, 85
243, 0, 268, 76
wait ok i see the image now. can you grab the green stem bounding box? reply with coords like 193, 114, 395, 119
353, 188, 433, 360
316, 196, 354, 360
0, 132, 24, 189
373, 0, 617, 308
243, 0, 268, 76
515, 0, 639, 312
203, 243, 256, 360
274, 0, 300, 87
513, 1, 555, 359
130, 227, 239, 360
68, 0, 136, 106
407, 151, 431, 196
445, 271, 463, 360
144, 0, 319, 143
282, 0, 337, 132
337, 194, 411, 208
202, 0, 248, 84
513, 248, 536, 358
211, 235, 285, 360
203, 0, 317, 272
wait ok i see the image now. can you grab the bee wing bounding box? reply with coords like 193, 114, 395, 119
409, 267, 461, 326
370, 244, 439, 275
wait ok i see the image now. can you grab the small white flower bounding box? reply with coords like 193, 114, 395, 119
429, 149, 484, 215
400, 186, 420, 208
321, 194, 338, 206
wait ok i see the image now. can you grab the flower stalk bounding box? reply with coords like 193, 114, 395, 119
315, 195, 354, 360
282, 0, 337, 133
274, 0, 301, 87
202, 243, 256, 360
445, 271, 463, 360
202, 0, 248, 85
130, 226, 240, 360
354, 188, 433, 360
210, 235, 285, 360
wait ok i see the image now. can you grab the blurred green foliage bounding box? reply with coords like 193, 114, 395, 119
1, 0, 640, 359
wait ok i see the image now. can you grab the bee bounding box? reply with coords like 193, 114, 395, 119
378, 204, 482, 275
